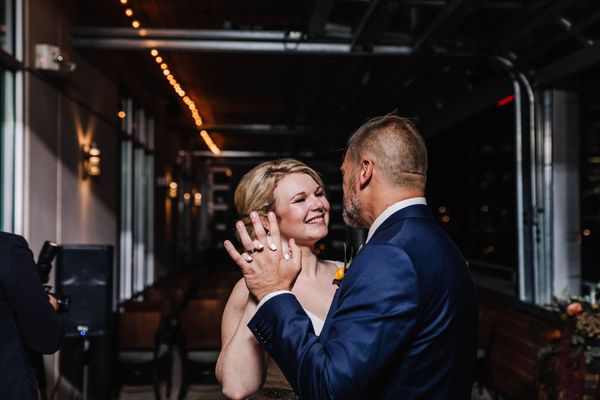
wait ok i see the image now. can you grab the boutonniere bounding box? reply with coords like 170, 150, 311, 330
332, 243, 362, 287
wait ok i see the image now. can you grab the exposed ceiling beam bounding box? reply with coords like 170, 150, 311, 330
536, 41, 600, 85
72, 27, 413, 55
308, 0, 336, 37
479, 0, 562, 51
406, 0, 523, 8
351, 0, 402, 51
413, 0, 466, 51
495, 0, 573, 50
74, 27, 293, 41
431, 0, 478, 40
190, 150, 315, 158
420, 75, 513, 136
201, 124, 313, 136
521, 9, 600, 63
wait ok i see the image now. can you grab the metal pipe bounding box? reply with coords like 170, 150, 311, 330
73, 27, 291, 41
491, 55, 538, 302
72, 36, 414, 55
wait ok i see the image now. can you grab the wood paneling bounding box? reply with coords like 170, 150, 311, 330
479, 295, 555, 399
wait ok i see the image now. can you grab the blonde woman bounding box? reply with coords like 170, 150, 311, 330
215, 159, 340, 400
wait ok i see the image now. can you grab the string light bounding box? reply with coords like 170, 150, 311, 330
117, 0, 220, 155
200, 130, 221, 155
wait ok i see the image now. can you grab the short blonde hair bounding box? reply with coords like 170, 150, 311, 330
234, 159, 325, 240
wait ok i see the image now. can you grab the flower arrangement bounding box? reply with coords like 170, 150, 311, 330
538, 297, 600, 399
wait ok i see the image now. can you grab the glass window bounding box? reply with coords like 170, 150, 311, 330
580, 68, 600, 283
427, 104, 517, 295
0, 0, 19, 232
0, 0, 15, 55
118, 98, 155, 300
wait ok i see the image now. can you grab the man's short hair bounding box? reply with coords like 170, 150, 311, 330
346, 115, 427, 190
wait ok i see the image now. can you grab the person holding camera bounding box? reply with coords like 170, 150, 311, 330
0, 232, 64, 400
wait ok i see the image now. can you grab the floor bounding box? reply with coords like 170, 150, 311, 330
118, 384, 225, 400
117, 381, 493, 400
118, 350, 226, 400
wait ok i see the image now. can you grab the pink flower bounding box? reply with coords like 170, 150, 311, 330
567, 302, 583, 316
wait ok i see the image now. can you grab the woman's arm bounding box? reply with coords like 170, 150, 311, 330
216, 278, 268, 399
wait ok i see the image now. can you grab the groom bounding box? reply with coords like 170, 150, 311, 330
226, 115, 478, 399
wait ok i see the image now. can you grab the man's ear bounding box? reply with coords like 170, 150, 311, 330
359, 159, 373, 189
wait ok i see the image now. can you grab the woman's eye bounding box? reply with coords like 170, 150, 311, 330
316, 191, 324, 197
293, 198, 305, 203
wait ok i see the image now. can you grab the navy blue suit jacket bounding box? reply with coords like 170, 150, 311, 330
0, 233, 64, 399
248, 205, 478, 399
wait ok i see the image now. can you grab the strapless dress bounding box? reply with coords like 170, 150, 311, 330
251, 309, 324, 400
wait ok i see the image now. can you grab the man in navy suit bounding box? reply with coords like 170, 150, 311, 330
225, 115, 478, 399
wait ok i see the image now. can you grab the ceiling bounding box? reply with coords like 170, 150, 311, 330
71, 0, 600, 157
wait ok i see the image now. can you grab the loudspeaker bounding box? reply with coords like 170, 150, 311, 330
57, 245, 114, 337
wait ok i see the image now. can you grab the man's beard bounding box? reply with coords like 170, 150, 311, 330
342, 178, 364, 229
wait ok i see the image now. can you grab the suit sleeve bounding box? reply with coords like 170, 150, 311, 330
248, 244, 419, 399
3, 235, 64, 353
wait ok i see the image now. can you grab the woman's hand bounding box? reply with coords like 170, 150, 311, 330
224, 211, 302, 301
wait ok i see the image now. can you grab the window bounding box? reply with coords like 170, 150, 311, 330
118, 98, 155, 301
580, 68, 600, 284
0, 0, 21, 233
427, 104, 518, 296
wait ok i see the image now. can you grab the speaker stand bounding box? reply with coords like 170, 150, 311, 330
82, 337, 90, 400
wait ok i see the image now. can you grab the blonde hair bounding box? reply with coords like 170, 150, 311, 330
234, 159, 325, 240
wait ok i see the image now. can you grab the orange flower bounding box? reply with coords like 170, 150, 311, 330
567, 302, 583, 316
544, 329, 561, 341
334, 267, 345, 281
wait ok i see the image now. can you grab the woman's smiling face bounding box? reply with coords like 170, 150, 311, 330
273, 172, 330, 246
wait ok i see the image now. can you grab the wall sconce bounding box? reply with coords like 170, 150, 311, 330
168, 181, 178, 198
193, 192, 202, 207
82, 142, 101, 178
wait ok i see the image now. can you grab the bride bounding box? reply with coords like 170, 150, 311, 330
215, 159, 340, 399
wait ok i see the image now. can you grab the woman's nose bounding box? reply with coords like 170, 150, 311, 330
308, 195, 324, 210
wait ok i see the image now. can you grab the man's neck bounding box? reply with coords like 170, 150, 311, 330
364, 187, 424, 227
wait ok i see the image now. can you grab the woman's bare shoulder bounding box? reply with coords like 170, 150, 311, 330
322, 259, 344, 269
226, 278, 250, 308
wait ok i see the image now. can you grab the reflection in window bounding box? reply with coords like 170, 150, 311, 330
427, 104, 516, 293
580, 70, 600, 282
0, 0, 14, 55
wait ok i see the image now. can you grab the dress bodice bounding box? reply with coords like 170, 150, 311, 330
252, 309, 325, 400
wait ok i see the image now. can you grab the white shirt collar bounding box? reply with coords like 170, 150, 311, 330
365, 197, 427, 243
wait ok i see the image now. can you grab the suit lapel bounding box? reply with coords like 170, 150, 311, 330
320, 205, 433, 341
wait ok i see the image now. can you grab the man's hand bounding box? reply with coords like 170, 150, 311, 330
224, 211, 302, 301
48, 293, 59, 311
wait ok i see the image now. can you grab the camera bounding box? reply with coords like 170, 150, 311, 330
37, 241, 71, 313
